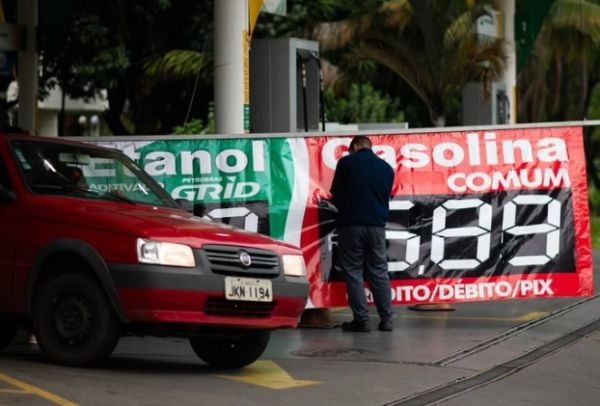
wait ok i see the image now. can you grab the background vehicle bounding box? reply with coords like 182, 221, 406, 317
0, 133, 308, 368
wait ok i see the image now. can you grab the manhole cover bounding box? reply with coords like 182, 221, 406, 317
291, 348, 374, 357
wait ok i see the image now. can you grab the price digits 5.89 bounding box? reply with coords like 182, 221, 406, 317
384, 189, 574, 278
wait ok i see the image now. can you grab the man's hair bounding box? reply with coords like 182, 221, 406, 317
349, 136, 372, 152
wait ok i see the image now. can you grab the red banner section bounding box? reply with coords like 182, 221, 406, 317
301, 126, 592, 306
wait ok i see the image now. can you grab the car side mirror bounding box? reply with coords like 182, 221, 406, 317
175, 198, 193, 213
0, 187, 15, 202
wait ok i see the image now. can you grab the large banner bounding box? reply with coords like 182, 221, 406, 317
95, 126, 593, 306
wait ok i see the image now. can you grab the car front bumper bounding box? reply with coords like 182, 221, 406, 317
108, 256, 309, 329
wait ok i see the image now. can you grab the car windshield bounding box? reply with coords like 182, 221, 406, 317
11, 140, 178, 208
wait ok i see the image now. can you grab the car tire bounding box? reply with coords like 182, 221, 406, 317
33, 273, 120, 367
189, 329, 271, 368
0, 320, 18, 351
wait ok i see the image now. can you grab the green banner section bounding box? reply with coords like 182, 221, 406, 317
102, 138, 295, 241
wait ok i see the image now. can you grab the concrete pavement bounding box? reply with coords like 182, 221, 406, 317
1, 254, 599, 405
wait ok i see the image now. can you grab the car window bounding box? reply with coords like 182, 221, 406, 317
10, 140, 177, 208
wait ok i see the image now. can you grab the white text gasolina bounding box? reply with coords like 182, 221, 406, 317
322, 132, 570, 193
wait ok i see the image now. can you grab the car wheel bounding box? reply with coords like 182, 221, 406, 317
0, 320, 18, 351
33, 273, 120, 366
189, 329, 271, 368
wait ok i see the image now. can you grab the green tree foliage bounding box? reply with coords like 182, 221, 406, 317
518, 0, 600, 123
324, 83, 405, 123
517, 0, 600, 188
313, 0, 507, 127
172, 103, 216, 135
585, 83, 600, 191
38, 0, 213, 135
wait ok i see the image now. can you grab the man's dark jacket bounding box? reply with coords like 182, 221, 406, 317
330, 148, 395, 227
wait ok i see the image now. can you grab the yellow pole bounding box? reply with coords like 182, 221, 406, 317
248, 0, 263, 38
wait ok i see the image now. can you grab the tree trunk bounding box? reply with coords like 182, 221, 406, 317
549, 58, 562, 119
58, 87, 66, 137
557, 62, 569, 120
428, 101, 446, 127
583, 126, 600, 189
104, 85, 130, 136
580, 60, 600, 189
579, 51, 589, 119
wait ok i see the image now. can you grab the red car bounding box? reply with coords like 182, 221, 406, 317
0, 133, 308, 367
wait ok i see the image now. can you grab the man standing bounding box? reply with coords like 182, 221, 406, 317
330, 136, 395, 332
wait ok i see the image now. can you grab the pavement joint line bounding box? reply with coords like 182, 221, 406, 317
398, 314, 538, 322
336, 311, 547, 322
382, 316, 600, 406
0, 373, 78, 406
432, 295, 600, 366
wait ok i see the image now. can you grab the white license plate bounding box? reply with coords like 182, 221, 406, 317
224, 277, 273, 302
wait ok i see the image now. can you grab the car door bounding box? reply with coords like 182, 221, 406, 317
0, 155, 16, 305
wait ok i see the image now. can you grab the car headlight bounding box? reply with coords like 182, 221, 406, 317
282, 254, 306, 277
136, 238, 196, 268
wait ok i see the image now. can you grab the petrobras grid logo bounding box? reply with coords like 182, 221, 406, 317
172, 176, 261, 201
108, 140, 269, 202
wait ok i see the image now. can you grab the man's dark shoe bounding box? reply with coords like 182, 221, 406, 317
341, 320, 371, 332
378, 319, 393, 332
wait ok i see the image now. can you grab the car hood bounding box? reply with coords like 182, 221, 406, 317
26, 197, 299, 253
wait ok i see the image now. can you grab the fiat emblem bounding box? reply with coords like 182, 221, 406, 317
239, 250, 252, 267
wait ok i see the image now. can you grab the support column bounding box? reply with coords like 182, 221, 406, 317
495, 0, 516, 124
18, 0, 37, 135
214, 0, 247, 135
